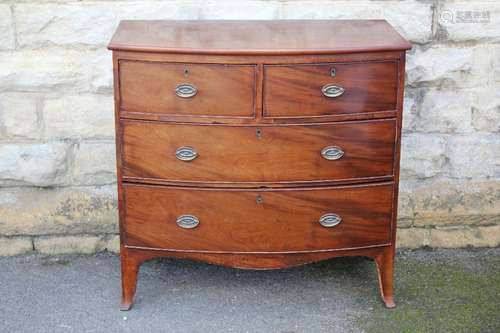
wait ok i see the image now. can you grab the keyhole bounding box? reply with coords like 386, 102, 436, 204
256, 128, 262, 139
184, 67, 189, 77
330, 68, 336, 77
256, 195, 263, 204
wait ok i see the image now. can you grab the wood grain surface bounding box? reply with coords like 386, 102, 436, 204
108, 20, 412, 54
123, 183, 393, 252
119, 60, 256, 117
121, 119, 396, 184
264, 61, 398, 117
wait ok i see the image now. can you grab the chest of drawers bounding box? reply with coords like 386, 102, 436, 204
108, 20, 411, 310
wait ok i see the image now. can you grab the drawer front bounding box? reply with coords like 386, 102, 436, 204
264, 61, 398, 118
121, 119, 395, 184
123, 183, 393, 252
119, 61, 256, 117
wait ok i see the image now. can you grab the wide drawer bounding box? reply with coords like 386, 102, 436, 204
119, 61, 256, 117
121, 119, 396, 184
123, 183, 393, 252
264, 61, 398, 118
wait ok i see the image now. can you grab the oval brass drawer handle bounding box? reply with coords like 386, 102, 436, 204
176, 215, 200, 229
321, 146, 344, 160
175, 146, 198, 161
321, 84, 345, 98
319, 213, 342, 228
175, 83, 197, 98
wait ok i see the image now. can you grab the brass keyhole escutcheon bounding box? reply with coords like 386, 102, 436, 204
256, 128, 262, 140
256, 195, 263, 204
184, 67, 189, 77
330, 67, 336, 77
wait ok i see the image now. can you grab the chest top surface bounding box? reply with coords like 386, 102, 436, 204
108, 19, 411, 54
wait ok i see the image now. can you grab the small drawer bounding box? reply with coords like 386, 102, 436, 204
121, 119, 396, 184
264, 61, 398, 118
119, 61, 256, 117
123, 183, 393, 252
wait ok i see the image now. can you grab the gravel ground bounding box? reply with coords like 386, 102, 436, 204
0, 248, 499, 333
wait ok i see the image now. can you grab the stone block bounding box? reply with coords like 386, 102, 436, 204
396, 228, 430, 249
406, 46, 473, 87
470, 44, 500, 86
0, 49, 89, 92
279, 0, 432, 43
0, 5, 15, 50
397, 181, 416, 228
89, 49, 113, 94
415, 88, 472, 134
0, 237, 33, 256
72, 141, 116, 185
200, 0, 279, 19
0, 185, 118, 236
34, 235, 105, 255
402, 88, 422, 133
413, 180, 500, 227
438, 2, 500, 42
400, 134, 446, 179
429, 225, 500, 248
471, 86, 500, 132
103, 234, 120, 254
0, 142, 70, 186
0, 93, 40, 139
15, 2, 200, 48
43, 94, 114, 139
446, 135, 500, 179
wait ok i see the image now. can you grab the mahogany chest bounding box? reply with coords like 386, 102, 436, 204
108, 20, 411, 310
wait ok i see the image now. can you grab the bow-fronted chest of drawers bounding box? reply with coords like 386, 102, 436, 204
108, 20, 411, 310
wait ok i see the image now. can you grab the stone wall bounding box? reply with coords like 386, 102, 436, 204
0, 0, 499, 255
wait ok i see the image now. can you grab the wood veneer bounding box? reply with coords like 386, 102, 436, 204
109, 19, 410, 311
108, 20, 411, 54
264, 61, 398, 117
123, 183, 394, 252
121, 119, 396, 184
120, 61, 256, 117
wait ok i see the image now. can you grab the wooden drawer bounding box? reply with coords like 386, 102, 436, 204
123, 183, 393, 252
121, 119, 395, 184
119, 61, 256, 117
264, 61, 398, 118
